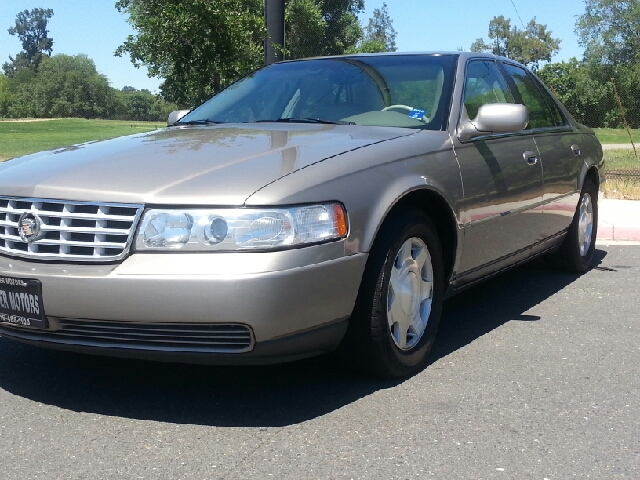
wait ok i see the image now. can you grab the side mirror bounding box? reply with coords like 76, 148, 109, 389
458, 103, 529, 141
167, 109, 190, 126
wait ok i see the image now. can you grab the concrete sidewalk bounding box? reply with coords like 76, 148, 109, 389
601, 143, 636, 151
598, 197, 640, 241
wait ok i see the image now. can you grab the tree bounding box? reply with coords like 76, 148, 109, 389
114, 86, 178, 121
8, 54, 116, 118
285, 0, 364, 58
362, 2, 397, 52
116, 0, 365, 105
115, 0, 265, 107
355, 39, 387, 53
285, 0, 327, 59
0, 75, 11, 117
537, 59, 615, 127
576, 0, 640, 65
471, 15, 561, 70
285, 0, 365, 58
2, 8, 54, 77
319, 0, 365, 56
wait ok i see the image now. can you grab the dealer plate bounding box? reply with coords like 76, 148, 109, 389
0, 276, 47, 329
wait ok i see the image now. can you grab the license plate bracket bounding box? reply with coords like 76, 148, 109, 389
0, 276, 47, 329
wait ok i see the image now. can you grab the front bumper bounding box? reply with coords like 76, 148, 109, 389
0, 241, 368, 363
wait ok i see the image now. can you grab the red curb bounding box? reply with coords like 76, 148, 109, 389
612, 226, 640, 241
597, 224, 614, 240
597, 224, 640, 241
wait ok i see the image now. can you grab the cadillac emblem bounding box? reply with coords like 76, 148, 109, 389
18, 212, 43, 243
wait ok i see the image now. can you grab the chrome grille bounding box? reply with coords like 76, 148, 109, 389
0, 319, 255, 353
0, 197, 143, 262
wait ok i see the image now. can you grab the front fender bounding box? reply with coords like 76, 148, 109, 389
245, 132, 463, 255
578, 134, 604, 189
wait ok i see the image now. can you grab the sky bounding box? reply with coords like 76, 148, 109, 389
0, 0, 588, 94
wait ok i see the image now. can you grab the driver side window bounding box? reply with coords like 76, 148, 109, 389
463, 60, 514, 119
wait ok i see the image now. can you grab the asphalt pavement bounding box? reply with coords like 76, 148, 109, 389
0, 245, 638, 479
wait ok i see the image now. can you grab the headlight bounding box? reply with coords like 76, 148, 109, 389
134, 203, 348, 251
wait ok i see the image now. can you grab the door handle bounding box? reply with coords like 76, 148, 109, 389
571, 144, 581, 156
523, 151, 538, 165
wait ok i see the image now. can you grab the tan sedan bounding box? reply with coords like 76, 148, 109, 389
0, 52, 603, 377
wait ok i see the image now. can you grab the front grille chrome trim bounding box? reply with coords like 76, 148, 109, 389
0, 197, 143, 262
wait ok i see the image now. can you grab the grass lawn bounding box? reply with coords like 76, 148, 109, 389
1, 118, 638, 172
0, 118, 162, 161
1, 118, 638, 160
603, 148, 640, 170
593, 128, 640, 144
602, 149, 640, 200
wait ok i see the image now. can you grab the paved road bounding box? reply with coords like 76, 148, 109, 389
0, 246, 638, 479
602, 143, 637, 150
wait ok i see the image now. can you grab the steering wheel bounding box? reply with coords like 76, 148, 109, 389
382, 104, 428, 123
382, 104, 414, 113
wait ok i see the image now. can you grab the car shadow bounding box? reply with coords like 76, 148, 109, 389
0, 250, 607, 428
430, 248, 607, 363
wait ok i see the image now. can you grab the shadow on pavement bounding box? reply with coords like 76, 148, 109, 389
0, 250, 607, 427
430, 249, 607, 364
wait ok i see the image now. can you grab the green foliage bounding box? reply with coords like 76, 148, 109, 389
284, 0, 364, 58
471, 15, 561, 69
0, 75, 11, 117
285, 0, 326, 59
576, 0, 640, 65
115, 0, 266, 107
18, 55, 116, 118
0, 7, 178, 121
2, 8, 54, 76
115, 86, 180, 121
548, 1, 640, 129
319, 0, 365, 55
353, 39, 387, 54
537, 59, 613, 127
537, 58, 640, 129
362, 2, 396, 52
116, 0, 365, 104
0, 54, 177, 121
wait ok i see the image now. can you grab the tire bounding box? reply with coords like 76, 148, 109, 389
547, 177, 598, 273
343, 209, 445, 378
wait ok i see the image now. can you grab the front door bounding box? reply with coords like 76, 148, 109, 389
453, 59, 545, 276
501, 62, 582, 238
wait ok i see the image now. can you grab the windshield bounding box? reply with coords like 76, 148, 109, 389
178, 55, 456, 130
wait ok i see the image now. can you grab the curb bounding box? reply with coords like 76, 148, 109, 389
597, 223, 640, 241
597, 197, 640, 241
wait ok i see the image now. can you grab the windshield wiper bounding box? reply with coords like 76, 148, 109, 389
256, 118, 355, 125
174, 119, 222, 126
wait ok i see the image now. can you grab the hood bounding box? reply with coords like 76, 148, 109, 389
0, 124, 410, 205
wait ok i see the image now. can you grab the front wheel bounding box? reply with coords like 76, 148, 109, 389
547, 177, 598, 273
345, 209, 445, 378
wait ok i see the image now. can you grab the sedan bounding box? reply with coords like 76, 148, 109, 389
0, 52, 603, 377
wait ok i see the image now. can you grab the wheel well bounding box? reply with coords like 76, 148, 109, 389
586, 166, 599, 189
386, 189, 458, 283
